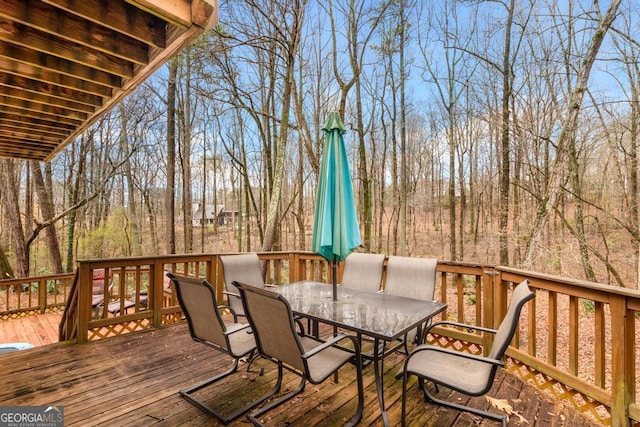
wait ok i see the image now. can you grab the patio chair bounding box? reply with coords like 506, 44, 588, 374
220, 253, 265, 320
234, 281, 364, 427
340, 252, 386, 292
91, 269, 113, 319
339, 252, 386, 359
399, 280, 535, 426
106, 298, 136, 315
383, 256, 437, 352
168, 273, 277, 424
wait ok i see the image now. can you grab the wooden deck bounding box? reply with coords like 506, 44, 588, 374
0, 312, 62, 347
0, 318, 601, 426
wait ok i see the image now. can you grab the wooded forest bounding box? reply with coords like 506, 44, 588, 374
1, 0, 638, 288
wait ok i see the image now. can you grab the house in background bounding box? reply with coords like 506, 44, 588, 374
192, 203, 239, 226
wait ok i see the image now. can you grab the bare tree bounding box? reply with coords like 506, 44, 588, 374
1, 160, 28, 277
417, 0, 477, 261
327, 0, 389, 252
524, 0, 622, 266
166, 58, 178, 254
32, 162, 63, 273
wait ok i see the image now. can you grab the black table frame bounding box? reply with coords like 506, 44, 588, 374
274, 281, 447, 426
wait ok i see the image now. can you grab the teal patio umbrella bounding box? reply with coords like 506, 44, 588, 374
312, 112, 361, 301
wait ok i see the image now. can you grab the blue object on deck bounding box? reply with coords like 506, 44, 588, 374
0, 342, 34, 354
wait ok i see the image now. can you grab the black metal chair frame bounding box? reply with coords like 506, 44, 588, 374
399, 280, 535, 426
168, 273, 278, 424
235, 280, 364, 427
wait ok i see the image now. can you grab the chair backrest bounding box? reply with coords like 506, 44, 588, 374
384, 256, 437, 301
235, 281, 305, 372
488, 280, 535, 360
168, 273, 228, 350
340, 252, 385, 292
220, 253, 265, 314
92, 268, 112, 296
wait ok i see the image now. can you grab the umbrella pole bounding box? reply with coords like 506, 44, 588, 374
331, 258, 339, 383
332, 260, 338, 301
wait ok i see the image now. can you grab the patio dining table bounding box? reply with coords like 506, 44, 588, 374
274, 280, 447, 426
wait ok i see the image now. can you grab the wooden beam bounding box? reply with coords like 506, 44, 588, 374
0, 112, 77, 132
43, 0, 167, 48
192, 0, 219, 29
0, 42, 122, 89
0, 144, 49, 161
0, 24, 134, 79
0, 84, 97, 113
0, 73, 104, 107
125, 0, 192, 29
0, 104, 83, 125
0, 122, 71, 139
0, 133, 60, 147
0, 96, 88, 121
0, 0, 149, 65
0, 0, 218, 161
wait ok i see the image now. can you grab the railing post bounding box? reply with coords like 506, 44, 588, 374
214, 255, 224, 302
76, 263, 92, 343
610, 294, 634, 426
39, 277, 47, 314
289, 252, 298, 283
205, 256, 215, 285
152, 261, 164, 328
482, 269, 500, 356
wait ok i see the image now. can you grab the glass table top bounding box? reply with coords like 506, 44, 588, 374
274, 281, 447, 341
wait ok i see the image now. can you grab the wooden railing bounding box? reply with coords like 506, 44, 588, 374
6, 252, 640, 425
0, 273, 74, 320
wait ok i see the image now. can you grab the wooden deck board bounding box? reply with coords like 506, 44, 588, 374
0, 312, 61, 347
0, 319, 602, 426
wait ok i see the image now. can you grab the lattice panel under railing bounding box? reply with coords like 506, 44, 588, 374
1, 305, 65, 321
161, 312, 183, 326
88, 319, 151, 341
506, 357, 611, 425
426, 333, 484, 355
0, 308, 40, 321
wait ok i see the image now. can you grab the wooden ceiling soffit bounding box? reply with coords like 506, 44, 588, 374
0, 0, 218, 161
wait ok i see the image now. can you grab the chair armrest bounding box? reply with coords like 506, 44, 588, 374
412, 344, 504, 366
217, 304, 239, 323
301, 334, 360, 359
264, 283, 277, 288
425, 320, 498, 336
395, 344, 504, 380
223, 290, 240, 298
225, 322, 252, 335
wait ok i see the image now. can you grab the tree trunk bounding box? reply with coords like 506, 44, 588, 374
65, 137, 89, 272
166, 58, 178, 254
498, 0, 515, 266
119, 102, 142, 256
1, 159, 29, 277
261, 1, 304, 253
0, 245, 14, 279
398, 0, 408, 256
181, 50, 194, 253
32, 162, 63, 274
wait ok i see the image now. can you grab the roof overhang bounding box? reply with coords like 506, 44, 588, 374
0, 0, 218, 161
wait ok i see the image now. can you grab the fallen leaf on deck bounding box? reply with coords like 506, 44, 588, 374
485, 396, 529, 424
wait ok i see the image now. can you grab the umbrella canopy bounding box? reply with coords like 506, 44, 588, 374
312, 112, 361, 299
